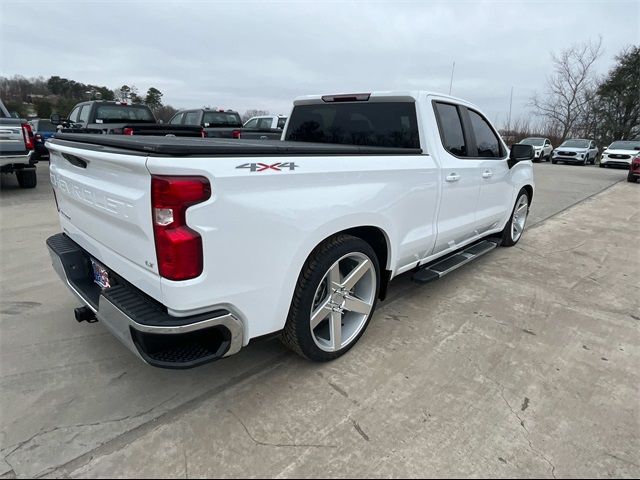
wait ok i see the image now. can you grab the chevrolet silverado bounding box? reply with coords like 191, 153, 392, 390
46, 91, 535, 369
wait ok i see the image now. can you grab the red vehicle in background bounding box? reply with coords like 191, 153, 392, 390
628, 153, 640, 183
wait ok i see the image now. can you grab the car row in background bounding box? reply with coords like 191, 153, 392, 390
168, 108, 286, 139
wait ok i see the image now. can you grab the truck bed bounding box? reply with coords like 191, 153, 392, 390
50, 133, 423, 156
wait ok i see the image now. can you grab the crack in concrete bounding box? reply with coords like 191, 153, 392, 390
493, 382, 557, 479
1, 393, 180, 478
228, 409, 337, 449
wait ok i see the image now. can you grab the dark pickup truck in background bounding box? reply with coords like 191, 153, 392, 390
52, 101, 203, 137
169, 108, 283, 140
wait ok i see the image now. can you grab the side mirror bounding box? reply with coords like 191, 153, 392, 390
508, 144, 534, 168
50, 113, 62, 125
158, 119, 164, 124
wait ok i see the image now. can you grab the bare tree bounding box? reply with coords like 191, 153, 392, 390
241, 109, 271, 122
530, 37, 602, 142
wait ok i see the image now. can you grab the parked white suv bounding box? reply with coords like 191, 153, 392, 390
518, 137, 553, 162
600, 140, 640, 168
552, 139, 599, 165
46, 91, 535, 368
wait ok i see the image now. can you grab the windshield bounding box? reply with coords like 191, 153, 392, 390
285, 102, 419, 148
202, 111, 242, 127
561, 140, 590, 148
95, 104, 155, 123
608, 141, 640, 150
520, 138, 545, 146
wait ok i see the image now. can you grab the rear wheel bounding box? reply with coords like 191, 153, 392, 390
281, 234, 380, 362
501, 189, 530, 247
16, 169, 37, 189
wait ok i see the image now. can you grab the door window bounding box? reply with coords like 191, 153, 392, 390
169, 112, 184, 125
468, 110, 502, 158
183, 111, 200, 125
244, 118, 258, 128
257, 118, 273, 129
69, 106, 81, 122
78, 105, 91, 124
434, 102, 467, 156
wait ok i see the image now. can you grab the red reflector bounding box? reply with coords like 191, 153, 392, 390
123, 127, 134, 135
201, 128, 206, 138
151, 176, 211, 281
21, 123, 34, 150
232, 130, 241, 139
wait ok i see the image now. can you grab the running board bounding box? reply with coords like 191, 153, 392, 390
411, 240, 499, 284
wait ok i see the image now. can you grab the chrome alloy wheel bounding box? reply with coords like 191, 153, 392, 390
511, 194, 529, 242
309, 252, 376, 353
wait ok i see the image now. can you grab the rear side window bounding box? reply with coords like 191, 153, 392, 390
285, 102, 419, 148
257, 117, 273, 129
244, 118, 258, 128
468, 110, 502, 158
183, 111, 200, 125
434, 102, 467, 156
169, 113, 184, 125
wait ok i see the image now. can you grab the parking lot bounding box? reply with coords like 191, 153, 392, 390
1, 162, 638, 478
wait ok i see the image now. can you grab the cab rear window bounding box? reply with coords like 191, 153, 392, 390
202, 112, 242, 128
285, 102, 419, 148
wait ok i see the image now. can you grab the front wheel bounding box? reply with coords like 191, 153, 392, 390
281, 234, 380, 362
500, 189, 530, 247
629, 172, 637, 183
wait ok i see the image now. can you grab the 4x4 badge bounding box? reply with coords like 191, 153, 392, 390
236, 162, 299, 172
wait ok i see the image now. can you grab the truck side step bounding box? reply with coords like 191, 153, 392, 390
411, 239, 498, 284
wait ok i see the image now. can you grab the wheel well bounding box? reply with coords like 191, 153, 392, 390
523, 185, 534, 204
331, 226, 391, 301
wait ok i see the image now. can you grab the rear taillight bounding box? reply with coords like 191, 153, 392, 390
232, 130, 241, 139
201, 128, 206, 138
151, 176, 211, 281
123, 127, 134, 135
21, 123, 34, 150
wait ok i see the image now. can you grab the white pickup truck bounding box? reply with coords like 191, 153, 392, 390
46, 91, 535, 369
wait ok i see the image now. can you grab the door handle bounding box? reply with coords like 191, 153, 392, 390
482, 170, 493, 178
445, 173, 461, 183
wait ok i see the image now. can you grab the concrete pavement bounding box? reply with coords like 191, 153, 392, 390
1, 162, 637, 478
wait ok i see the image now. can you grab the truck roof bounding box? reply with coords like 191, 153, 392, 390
293, 90, 477, 108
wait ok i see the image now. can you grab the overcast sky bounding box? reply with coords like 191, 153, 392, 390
1, 0, 638, 125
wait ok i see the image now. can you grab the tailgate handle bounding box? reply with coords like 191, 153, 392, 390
62, 153, 88, 169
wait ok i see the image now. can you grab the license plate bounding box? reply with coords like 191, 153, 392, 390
91, 259, 111, 289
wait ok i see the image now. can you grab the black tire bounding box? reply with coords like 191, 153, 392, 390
599, 163, 606, 168
16, 169, 37, 189
281, 234, 380, 362
500, 188, 530, 247
552, 159, 558, 164
629, 172, 637, 183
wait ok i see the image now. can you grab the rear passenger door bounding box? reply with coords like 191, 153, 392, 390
466, 108, 512, 234
431, 101, 484, 255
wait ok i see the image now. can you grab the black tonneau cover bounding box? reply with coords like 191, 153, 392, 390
50, 134, 423, 156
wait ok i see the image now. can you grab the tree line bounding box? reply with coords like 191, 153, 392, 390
0, 76, 274, 123
504, 40, 639, 148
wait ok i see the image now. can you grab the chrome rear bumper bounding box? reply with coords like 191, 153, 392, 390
47, 233, 244, 369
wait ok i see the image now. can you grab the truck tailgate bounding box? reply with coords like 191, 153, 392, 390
47, 140, 161, 299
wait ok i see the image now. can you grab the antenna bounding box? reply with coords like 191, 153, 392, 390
507, 86, 514, 134
449, 61, 456, 95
